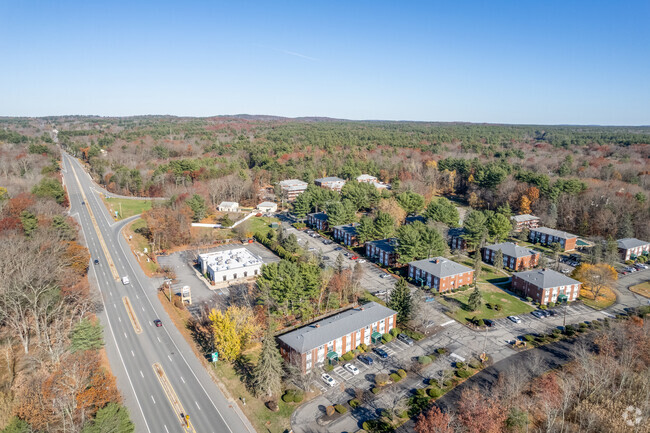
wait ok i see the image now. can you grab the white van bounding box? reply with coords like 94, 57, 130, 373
122, 276, 130, 285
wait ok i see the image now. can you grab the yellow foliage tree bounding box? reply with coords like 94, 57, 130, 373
209, 309, 241, 361
571, 263, 618, 300
227, 305, 261, 349
519, 195, 532, 214
377, 198, 406, 226
425, 160, 438, 169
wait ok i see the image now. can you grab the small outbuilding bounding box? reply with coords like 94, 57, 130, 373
257, 201, 278, 213
218, 201, 239, 212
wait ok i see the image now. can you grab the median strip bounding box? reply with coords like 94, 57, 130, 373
152, 362, 196, 432
122, 296, 143, 334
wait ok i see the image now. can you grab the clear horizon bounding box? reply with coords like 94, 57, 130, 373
1, 1, 649, 125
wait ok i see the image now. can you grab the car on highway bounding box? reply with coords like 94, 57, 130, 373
154, 319, 162, 327
121, 276, 130, 285
344, 363, 360, 375
94, 259, 99, 265
358, 354, 374, 365
507, 315, 522, 324
321, 373, 337, 387
81, 201, 84, 205
373, 347, 389, 358
531, 310, 546, 319
397, 334, 415, 345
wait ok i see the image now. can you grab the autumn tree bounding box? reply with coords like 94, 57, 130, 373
571, 263, 617, 301
415, 406, 454, 433
209, 309, 241, 361
377, 197, 407, 225
519, 195, 532, 214
456, 387, 507, 433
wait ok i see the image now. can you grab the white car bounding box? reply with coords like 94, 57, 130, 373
344, 363, 360, 375
321, 373, 337, 387
358, 259, 367, 263
507, 315, 522, 324
380, 274, 391, 279
121, 276, 130, 285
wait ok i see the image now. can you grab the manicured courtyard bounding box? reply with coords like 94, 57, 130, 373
439, 284, 534, 323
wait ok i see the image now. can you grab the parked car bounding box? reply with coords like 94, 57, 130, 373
483, 319, 494, 327
344, 363, 360, 375
508, 315, 522, 324
350, 256, 359, 260
335, 247, 343, 251
153, 319, 162, 327
635, 263, 648, 270
531, 310, 545, 319
374, 290, 387, 297
561, 268, 571, 274
373, 347, 389, 358
380, 274, 391, 279
358, 259, 367, 263
547, 309, 558, 316
397, 334, 415, 345
321, 373, 337, 387
358, 354, 374, 365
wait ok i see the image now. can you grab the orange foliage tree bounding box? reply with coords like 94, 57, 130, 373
571, 263, 617, 300
456, 387, 507, 433
415, 406, 454, 433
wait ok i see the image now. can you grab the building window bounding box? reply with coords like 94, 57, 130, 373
223, 275, 227, 281
244, 271, 248, 277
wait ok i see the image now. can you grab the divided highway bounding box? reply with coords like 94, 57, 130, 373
61, 153, 253, 433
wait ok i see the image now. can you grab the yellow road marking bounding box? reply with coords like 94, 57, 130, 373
68, 158, 120, 280
122, 296, 143, 334
153, 363, 197, 433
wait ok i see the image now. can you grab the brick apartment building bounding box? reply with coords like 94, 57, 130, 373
279, 179, 308, 201
617, 238, 650, 261
529, 227, 578, 252
408, 257, 474, 293
482, 242, 540, 271
448, 227, 468, 251
510, 214, 540, 232
511, 268, 581, 305
314, 176, 346, 192
365, 238, 398, 266
277, 302, 397, 373
333, 224, 358, 246
307, 212, 329, 231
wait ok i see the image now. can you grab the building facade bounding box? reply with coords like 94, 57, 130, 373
314, 176, 346, 192
482, 242, 540, 271
218, 201, 239, 212
307, 212, 329, 231
356, 174, 377, 183
277, 302, 397, 373
257, 201, 278, 213
365, 238, 398, 266
617, 238, 650, 261
511, 269, 581, 305
408, 257, 474, 293
448, 227, 468, 251
529, 227, 578, 252
510, 214, 541, 232
333, 224, 358, 246
197, 248, 263, 284
279, 179, 308, 201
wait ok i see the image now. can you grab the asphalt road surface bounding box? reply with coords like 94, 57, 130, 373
62, 153, 253, 433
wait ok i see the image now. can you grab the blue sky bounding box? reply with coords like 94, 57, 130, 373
1, 1, 648, 124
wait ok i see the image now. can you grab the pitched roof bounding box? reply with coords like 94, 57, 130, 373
366, 238, 397, 253
617, 238, 649, 250
257, 201, 277, 208
356, 174, 377, 181
277, 302, 397, 353
308, 212, 328, 221
409, 257, 472, 278
315, 176, 345, 183
531, 227, 577, 240
513, 269, 580, 289
333, 223, 358, 235
484, 242, 539, 259
511, 214, 540, 223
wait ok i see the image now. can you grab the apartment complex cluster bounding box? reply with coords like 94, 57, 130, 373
279, 173, 390, 202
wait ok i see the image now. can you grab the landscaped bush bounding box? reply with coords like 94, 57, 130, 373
349, 398, 360, 408
390, 327, 401, 337
375, 373, 389, 386
456, 368, 472, 379
341, 352, 354, 361
398, 410, 408, 418
418, 355, 433, 365
539, 304, 547, 310
579, 322, 588, 328
427, 387, 442, 398
382, 333, 393, 343
335, 404, 347, 414
455, 361, 466, 369
436, 347, 448, 355
358, 343, 368, 352
324, 364, 334, 372
371, 387, 381, 394
326, 405, 335, 416
293, 392, 304, 403
477, 318, 485, 327
564, 325, 575, 336
552, 328, 561, 335
469, 359, 482, 370
266, 400, 279, 412
486, 302, 493, 309
397, 369, 407, 378
526, 297, 533, 302
494, 304, 503, 311
282, 390, 295, 402
390, 373, 402, 382
524, 334, 535, 342
403, 329, 425, 340
548, 301, 555, 307
416, 388, 427, 397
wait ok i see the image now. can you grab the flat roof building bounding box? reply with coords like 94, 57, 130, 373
356, 174, 377, 183
279, 179, 308, 201
314, 176, 346, 192
198, 248, 263, 284
257, 201, 278, 213
218, 201, 239, 212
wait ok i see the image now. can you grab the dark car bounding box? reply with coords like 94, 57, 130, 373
547, 309, 558, 317
532, 310, 545, 319
153, 319, 162, 327
358, 354, 374, 365
93, 259, 99, 265
373, 347, 389, 358
483, 319, 494, 327
81, 201, 85, 205
397, 333, 414, 345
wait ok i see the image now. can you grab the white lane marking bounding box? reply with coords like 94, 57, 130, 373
140, 370, 144, 378
164, 426, 169, 433
151, 395, 155, 404
168, 355, 172, 362
195, 401, 201, 410
124, 332, 127, 338
131, 350, 135, 357
118, 317, 121, 322
181, 376, 185, 383
157, 337, 161, 343
142, 306, 145, 312
441, 320, 455, 327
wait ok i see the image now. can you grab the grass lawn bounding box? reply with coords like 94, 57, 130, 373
630, 281, 650, 298
440, 284, 534, 323
248, 216, 280, 237
105, 197, 152, 220
579, 286, 616, 309
458, 258, 509, 283
123, 218, 159, 275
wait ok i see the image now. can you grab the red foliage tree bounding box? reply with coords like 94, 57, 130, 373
456, 387, 507, 433
415, 406, 454, 433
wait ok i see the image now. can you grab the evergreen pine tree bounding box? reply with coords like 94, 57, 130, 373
493, 249, 504, 271
388, 278, 412, 323
467, 286, 483, 311
252, 326, 285, 398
